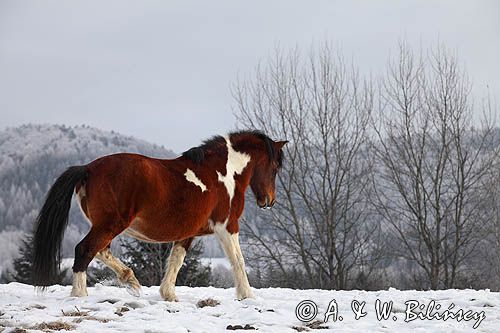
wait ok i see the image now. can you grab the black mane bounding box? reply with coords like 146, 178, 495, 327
181, 135, 226, 164
182, 130, 282, 166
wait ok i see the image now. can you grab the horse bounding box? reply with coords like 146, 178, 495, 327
32, 130, 287, 301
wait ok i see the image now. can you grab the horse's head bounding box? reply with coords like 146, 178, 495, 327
250, 139, 288, 209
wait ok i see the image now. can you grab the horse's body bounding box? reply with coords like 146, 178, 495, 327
80, 152, 218, 243
32, 131, 286, 301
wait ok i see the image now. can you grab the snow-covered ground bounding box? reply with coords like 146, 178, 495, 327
1, 283, 499, 332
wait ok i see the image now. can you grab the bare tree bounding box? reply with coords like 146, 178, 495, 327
233, 45, 380, 290
474, 144, 500, 289
371, 43, 499, 289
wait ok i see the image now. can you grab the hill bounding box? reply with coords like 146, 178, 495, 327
0, 124, 176, 263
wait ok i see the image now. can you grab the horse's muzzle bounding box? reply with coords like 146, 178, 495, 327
258, 196, 275, 209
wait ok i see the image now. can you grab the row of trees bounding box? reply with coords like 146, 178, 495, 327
235, 42, 500, 291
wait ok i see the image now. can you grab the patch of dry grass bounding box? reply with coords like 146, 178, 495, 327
71, 316, 110, 324
292, 326, 309, 332
26, 304, 46, 310
61, 306, 110, 324
197, 298, 221, 308
306, 320, 328, 329
226, 324, 256, 330
10, 328, 28, 333
61, 307, 89, 317
114, 306, 130, 317
30, 321, 75, 331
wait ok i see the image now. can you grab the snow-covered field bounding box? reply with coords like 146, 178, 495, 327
1, 283, 499, 332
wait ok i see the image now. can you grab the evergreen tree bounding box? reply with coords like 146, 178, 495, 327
120, 239, 210, 287
9, 234, 33, 284
86, 263, 116, 286
3, 233, 67, 284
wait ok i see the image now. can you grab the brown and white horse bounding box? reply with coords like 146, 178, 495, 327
32, 130, 287, 301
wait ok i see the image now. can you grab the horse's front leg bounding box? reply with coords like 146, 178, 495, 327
213, 223, 254, 300
160, 238, 193, 302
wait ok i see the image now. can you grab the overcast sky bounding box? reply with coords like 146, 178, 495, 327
1, 0, 499, 152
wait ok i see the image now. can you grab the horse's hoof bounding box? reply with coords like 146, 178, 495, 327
237, 289, 255, 300
125, 285, 141, 297
70, 288, 88, 297
163, 295, 179, 302
159, 287, 178, 302
122, 277, 142, 297
161, 292, 179, 302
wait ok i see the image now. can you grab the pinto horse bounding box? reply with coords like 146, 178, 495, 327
32, 130, 287, 300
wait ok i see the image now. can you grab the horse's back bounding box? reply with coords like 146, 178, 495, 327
82, 152, 214, 241
83, 153, 170, 222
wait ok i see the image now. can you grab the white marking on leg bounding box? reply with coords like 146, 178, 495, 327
217, 136, 250, 202
184, 168, 207, 192
95, 248, 141, 296
160, 243, 186, 301
70, 271, 88, 297
213, 223, 254, 300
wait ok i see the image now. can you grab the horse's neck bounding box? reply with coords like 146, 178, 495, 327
235, 159, 254, 191
219, 151, 254, 196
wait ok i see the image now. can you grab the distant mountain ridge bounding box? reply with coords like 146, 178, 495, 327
0, 124, 176, 256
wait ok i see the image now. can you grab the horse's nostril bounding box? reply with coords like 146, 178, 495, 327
258, 197, 267, 208
258, 196, 275, 209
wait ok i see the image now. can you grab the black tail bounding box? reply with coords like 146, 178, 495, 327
32, 165, 88, 287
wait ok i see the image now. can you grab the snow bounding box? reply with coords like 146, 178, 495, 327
1, 283, 499, 332
199, 257, 232, 271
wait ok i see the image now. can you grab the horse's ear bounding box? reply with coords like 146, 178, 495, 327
274, 140, 289, 150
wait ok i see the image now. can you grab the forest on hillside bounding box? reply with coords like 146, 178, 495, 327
0, 124, 176, 272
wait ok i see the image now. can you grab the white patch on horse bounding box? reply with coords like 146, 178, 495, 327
70, 271, 88, 297
76, 187, 92, 226
213, 223, 254, 300
217, 136, 250, 202
184, 168, 207, 192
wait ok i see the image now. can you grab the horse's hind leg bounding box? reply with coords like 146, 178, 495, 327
71, 226, 120, 297
95, 247, 141, 296
160, 238, 193, 302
